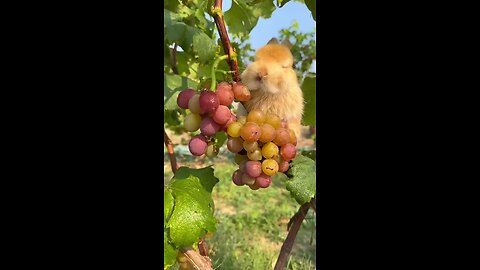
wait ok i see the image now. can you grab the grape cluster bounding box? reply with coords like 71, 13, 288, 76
176, 82, 251, 158
176, 80, 297, 190
226, 109, 297, 190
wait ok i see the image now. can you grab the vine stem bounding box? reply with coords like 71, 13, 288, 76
210, 0, 241, 82
164, 129, 178, 174
210, 54, 229, 91
274, 200, 312, 270
181, 246, 213, 270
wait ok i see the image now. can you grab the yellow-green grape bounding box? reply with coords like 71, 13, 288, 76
247, 149, 262, 161
243, 140, 259, 152
262, 159, 279, 176
184, 113, 202, 132
246, 109, 266, 124
237, 115, 247, 124
188, 94, 201, 114
261, 142, 279, 159
227, 121, 243, 137
265, 114, 281, 128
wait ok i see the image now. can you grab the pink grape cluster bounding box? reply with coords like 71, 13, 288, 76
226, 110, 297, 190
176, 82, 251, 158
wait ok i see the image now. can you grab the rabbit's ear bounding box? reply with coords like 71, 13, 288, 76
281, 38, 293, 49
267, 38, 279, 45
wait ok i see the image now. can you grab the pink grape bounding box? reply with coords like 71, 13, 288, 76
278, 159, 290, 172
280, 143, 296, 161
245, 160, 262, 178
177, 89, 196, 109
255, 173, 272, 188
188, 135, 208, 156
216, 82, 234, 106
241, 173, 255, 185
227, 137, 244, 153
200, 117, 220, 136
221, 114, 236, 132
199, 90, 219, 114
232, 170, 243, 186
212, 105, 231, 125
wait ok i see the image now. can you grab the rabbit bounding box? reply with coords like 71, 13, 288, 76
240, 39, 304, 138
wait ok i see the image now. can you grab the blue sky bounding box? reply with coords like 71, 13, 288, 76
222, 0, 316, 71
222, 0, 316, 50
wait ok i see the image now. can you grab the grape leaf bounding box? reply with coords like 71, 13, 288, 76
164, 230, 177, 268
215, 131, 228, 148
164, 74, 198, 110
285, 155, 316, 205
224, 0, 275, 39
276, 0, 292, 8
164, 9, 216, 63
301, 75, 316, 126
165, 167, 219, 248
304, 0, 316, 21
164, 188, 175, 223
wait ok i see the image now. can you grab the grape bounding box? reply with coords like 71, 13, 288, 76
237, 116, 247, 124
240, 122, 261, 142
205, 142, 219, 157
188, 94, 201, 114
265, 114, 281, 128
273, 128, 290, 146
289, 129, 297, 145
245, 160, 262, 178
247, 110, 266, 124
216, 82, 234, 106
259, 123, 276, 143
184, 113, 201, 132
177, 89, 196, 109
262, 159, 279, 176
261, 142, 279, 159
247, 148, 262, 161
221, 114, 236, 132
249, 182, 261, 190
199, 90, 219, 114
212, 105, 231, 125
188, 135, 208, 156
227, 121, 243, 137
241, 173, 255, 185
227, 136, 244, 153
255, 173, 272, 188
232, 170, 243, 186
280, 120, 288, 128
200, 117, 220, 136
232, 82, 251, 101
278, 159, 290, 173
243, 141, 258, 152
239, 160, 247, 172
280, 143, 296, 161
234, 154, 248, 164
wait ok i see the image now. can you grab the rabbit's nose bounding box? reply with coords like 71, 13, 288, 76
256, 71, 268, 81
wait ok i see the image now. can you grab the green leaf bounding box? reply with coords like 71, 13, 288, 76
164, 188, 175, 223
285, 155, 316, 205
164, 74, 199, 110
224, 0, 275, 39
164, 230, 177, 268
301, 75, 316, 126
276, 0, 292, 8
164, 9, 216, 64
165, 167, 219, 248
304, 0, 316, 21
215, 131, 228, 148
301, 150, 316, 161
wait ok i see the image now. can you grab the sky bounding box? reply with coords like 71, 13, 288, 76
222, 0, 316, 72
